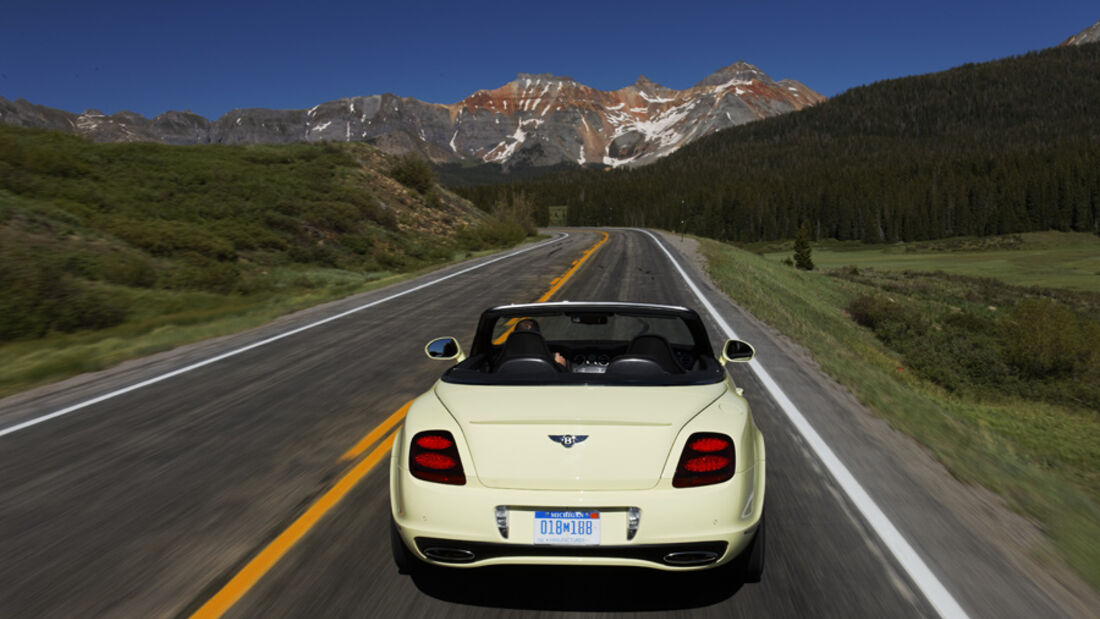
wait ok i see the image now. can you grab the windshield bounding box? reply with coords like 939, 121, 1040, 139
442, 304, 724, 387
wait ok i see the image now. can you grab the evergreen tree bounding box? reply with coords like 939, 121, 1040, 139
793, 222, 814, 270
451, 43, 1100, 244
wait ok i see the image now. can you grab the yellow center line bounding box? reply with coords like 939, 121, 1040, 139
491, 230, 610, 345
189, 431, 399, 619
190, 229, 612, 618
538, 230, 609, 303
340, 399, 411, 461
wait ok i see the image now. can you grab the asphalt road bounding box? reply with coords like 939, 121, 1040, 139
0, 229, 1087, 618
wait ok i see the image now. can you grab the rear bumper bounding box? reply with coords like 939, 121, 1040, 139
390, 452, 765, 570
415, 538, 730, 568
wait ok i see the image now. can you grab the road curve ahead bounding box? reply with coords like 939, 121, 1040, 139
0, 229, 1081, 618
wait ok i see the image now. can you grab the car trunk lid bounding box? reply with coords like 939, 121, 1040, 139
433, 381, 725, 490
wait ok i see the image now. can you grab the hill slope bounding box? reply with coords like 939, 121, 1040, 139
456, 43, 1100, 242
0, 125, 529, 392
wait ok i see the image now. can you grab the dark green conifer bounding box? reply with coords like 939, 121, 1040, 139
793, 223, 814, 270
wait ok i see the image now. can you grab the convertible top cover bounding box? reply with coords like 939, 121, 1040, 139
442, 302, 725, 386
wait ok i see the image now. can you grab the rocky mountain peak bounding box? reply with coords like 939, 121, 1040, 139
1060, 20, 1100, 46
514, 72, 576, 85
694, 61, 770, 88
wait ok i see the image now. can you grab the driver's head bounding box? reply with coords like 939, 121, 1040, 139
515, 318, 540, 333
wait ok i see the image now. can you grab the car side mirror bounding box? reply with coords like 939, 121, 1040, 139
425, 337, 465, 362
721, 339, 755, 365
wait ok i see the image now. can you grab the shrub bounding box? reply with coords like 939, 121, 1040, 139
213, 221, 288, 251
0, 281, 50, 340
159, 253, 241, 293
1001, 298, 1094, 379
492, 192, 537, 236
455, 219, 526, 251
424, 188, 443, 209
389, 153, 436, 194
305, 202, 360, 233
342, 235, 373, 255
108, 219, 237, 261
99, 252, 158, 288
849, 295, 913, 331
287, 243, 339, 267
904, 322, 1011, 393
50, 286, 128, 332
0, 254, 128, 339
263, 210, 301, 234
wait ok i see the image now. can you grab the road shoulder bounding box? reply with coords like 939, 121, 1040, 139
655, 229, 1099, 618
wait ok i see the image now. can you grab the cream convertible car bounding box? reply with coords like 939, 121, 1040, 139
389, 302, 765, 580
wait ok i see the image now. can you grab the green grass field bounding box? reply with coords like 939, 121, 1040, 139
756, 231, 1100, 292
698, 235, 1100, 589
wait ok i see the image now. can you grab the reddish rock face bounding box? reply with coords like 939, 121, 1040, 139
444, 62, 824, 167
0, 61, 824, 168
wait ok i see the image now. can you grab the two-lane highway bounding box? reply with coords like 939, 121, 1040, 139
0, 229, 1086, 618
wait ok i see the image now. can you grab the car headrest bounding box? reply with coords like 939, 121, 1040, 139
605, 356, 668, 379
501, 330, 551, 360
494, 357, 560, 378
626, 334, 683, 374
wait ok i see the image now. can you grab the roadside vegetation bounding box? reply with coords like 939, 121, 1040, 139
0, 125, 534, 396
697, 235, 1100, 588
755, 231, 1100, 293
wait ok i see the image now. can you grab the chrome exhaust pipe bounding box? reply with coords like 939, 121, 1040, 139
663, 550, 719, 566
422, 547, 476, 563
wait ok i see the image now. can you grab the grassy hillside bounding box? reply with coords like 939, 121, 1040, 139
0, 125, 532, 395
457, 42, 1100, 243
697, 236, 1100, 588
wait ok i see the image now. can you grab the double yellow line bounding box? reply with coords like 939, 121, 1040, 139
492, 230, 610, 345
190, 230, 609, 618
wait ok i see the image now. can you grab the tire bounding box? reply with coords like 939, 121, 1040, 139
390, 517, 418, 575
736, 509, 766, 582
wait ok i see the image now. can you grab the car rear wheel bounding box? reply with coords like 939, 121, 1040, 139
390, 517, 419, 575
735, 509, 765, 582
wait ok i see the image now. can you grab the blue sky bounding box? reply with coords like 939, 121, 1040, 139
1, 1, 1095, 120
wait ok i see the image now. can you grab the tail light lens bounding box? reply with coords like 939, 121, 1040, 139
673, 432, 735, 488
409, 430, 465, 485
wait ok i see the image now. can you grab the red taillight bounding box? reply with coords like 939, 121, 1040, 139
689, 437, 729, 453
674, 432, 735, 488
683, 455, 731, 472
415, 434, 453, 450
409, 430, 465, 485
413, 452, 457, 469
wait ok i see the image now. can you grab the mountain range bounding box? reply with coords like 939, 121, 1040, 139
0, 62, 821, 169
454, 35, 1100, 243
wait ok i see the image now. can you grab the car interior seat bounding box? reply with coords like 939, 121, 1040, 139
624, 334, 683, 374
494, 330, 562, 377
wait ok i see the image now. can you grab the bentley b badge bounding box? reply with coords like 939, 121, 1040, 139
549, 434, 588, 448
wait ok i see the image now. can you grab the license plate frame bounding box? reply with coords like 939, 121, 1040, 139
533, 510, 601, 545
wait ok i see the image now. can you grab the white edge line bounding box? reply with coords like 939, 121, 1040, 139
0, 234, 570, 439
638, 228, 968, 619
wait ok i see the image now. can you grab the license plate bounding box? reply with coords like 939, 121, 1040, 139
533, 510, 601, 545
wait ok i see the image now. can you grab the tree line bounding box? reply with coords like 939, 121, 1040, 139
453, 43, 1100, 242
